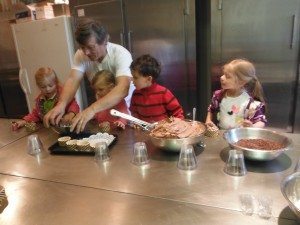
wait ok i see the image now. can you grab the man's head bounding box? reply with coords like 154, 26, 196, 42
75, 18, 109, 61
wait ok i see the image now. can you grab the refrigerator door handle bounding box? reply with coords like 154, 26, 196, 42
120, 32, 125, 47
19, 68, 31, 94
290, 14, 296, 49
128, 30, 133, 53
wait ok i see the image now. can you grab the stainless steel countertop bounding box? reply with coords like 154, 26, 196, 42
0, 124, 299, 224
0, 119, 36, 148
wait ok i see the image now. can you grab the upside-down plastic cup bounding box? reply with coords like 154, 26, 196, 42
257, 196, 273, 219
224, 149, 247, 176
27, 134, 44, 155
239, 194, 255, 215
131, 142, 149, 166
177, 144, 197, 170
94, 142, 110, 162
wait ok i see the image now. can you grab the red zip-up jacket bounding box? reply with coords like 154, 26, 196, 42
130, 82, 184, 123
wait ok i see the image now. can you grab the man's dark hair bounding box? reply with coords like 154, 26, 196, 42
130, 54, 161, 79
75, 18, 108, 45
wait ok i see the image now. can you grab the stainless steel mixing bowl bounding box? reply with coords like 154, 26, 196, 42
223, 127, 292, 161
281, 172, 300, 219
149, 121, 206, 152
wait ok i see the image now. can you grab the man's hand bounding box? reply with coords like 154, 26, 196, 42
71, 106, 96, 133
43, 103, 66, 128
61, 112, 76, 125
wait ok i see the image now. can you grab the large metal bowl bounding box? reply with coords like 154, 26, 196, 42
149, 121, 206, 152
281, 172, 300, 219
223, 127, 292, 161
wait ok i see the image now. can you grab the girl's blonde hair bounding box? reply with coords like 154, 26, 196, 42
91, 70, 116, 88
223, 59, 265, 103
35, 67, 58, 87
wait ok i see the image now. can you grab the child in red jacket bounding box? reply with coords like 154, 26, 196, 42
130, 54, 184, 123
12, 67, 79, 130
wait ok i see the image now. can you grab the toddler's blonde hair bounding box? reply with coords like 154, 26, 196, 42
91, 70, 116, 89
223, 59, 265, 103
35, 67, 58, 87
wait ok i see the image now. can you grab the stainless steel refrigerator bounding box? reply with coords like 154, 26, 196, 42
211, 0, 300, 132
69, 0, 197, 118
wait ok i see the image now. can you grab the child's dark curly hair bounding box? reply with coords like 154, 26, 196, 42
130, 54, 161, 79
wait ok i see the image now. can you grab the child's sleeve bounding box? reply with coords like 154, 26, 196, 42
65, 98, 80, 114
23, 107, 41, 123
129, 92, 138, 118
208, 90, 222, 113
247, 101, 267, 124
164, 89, 184, 119
23, 98, 42, 123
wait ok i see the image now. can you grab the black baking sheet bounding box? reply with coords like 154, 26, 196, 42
48, 132, 117, 155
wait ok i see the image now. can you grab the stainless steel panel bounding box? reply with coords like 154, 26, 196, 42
294, 68, 300, 132
125, 0, 196, 115
0, 119, 33, 148
0, 127, 300, 220
1, 175, 298, 225
73, 0, 125, 45
212, 0, 300, 132
0, 70, 28, 118
0, 20, 19, 70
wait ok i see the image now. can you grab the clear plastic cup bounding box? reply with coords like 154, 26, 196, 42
94, 142, 110, 162
27, 134, 44, 155
257, 196, 273, 219
224, 149, 247, 176
239, 194, 255, 215
177, 144, 197, 170
131, 142, 149, 166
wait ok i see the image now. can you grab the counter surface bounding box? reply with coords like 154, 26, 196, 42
0, 123, 299, 224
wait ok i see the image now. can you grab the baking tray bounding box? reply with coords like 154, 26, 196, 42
48, 132, 117, 155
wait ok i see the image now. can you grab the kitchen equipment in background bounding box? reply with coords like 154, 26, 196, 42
0, 69, 28, 118
0, 19, 28, 118
69, 0, 196, 117
211, 0, 300, 132
11, 16, 84, 113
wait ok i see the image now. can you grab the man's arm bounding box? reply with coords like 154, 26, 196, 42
71, 76, 131, 133
43, 69, 83, 127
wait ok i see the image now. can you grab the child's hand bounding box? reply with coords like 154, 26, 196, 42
61, 112, 76, 125
113, 121, 126, 130
11, 120, 26, 130
205, 121, 217, 128
242, 119, 253, 127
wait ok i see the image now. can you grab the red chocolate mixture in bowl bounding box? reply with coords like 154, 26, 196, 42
235, 139, 285, 150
